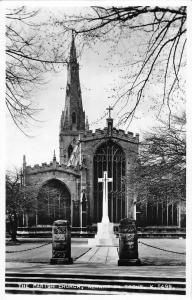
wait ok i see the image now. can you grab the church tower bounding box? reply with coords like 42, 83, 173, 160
59, 34, 85, 164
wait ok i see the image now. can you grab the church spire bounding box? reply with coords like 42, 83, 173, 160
70, 30, 77, 63
60, 33, 85, 132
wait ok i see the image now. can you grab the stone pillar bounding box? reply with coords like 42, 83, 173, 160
180, 201, 186, 228
25, 213, 29, 227
118, 218, 140, 266
50, 220, 73, 265
80, 188, 87, 231
133, 200, 136, 221
72, 200, 80, 227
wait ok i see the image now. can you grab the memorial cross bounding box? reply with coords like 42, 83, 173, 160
98, 171, 113, 223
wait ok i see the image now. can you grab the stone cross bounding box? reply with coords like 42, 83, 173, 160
98, 171, 113, 223
106, 106, 113, 118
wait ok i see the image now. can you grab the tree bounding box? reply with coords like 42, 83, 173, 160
58, 6, 186, 126
6, 171, 20, 241
135, 112, 186, 207
6, 6, 68, 134
6, 169, 37, 241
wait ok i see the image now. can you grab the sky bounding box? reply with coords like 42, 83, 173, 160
4, 3, 187, 171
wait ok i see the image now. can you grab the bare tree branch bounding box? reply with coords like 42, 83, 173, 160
58, 6, 186, 127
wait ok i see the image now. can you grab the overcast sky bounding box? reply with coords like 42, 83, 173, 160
5, 4, 186, 170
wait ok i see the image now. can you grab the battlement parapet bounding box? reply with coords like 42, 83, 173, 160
95, 129, 104, 135
25, 161, 80, 176
26, 162, 66, 171
42, 163, 48, 167
82, 127, 139, 143
117, 129, 125, 136
34, 164, 40, 168
26, 164, 43, 170
84, 130, 93, 137
127, 131, 133, 137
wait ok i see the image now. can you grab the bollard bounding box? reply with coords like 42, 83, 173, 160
50, 220, 73, 264
118, 218, 140, 266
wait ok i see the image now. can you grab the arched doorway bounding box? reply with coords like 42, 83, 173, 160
93, 140, 126, 223
37, 179, 71, 225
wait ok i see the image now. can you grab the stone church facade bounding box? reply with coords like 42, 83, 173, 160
22, 37, 184, 229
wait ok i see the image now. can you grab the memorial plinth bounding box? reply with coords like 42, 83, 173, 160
88, 220, 118, 246
50, 220, 73, 265
118, 218, 140, 266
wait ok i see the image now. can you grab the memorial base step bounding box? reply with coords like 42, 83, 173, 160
88, 238, 118, 247
88, 222, 118, 246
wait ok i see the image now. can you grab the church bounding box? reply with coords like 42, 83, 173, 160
21, 36, 184, 232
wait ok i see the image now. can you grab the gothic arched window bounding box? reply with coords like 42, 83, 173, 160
72, 112, 76, 124
93, 140, 126, 223
37, 179, 71, 225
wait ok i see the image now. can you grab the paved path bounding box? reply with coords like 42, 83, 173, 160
77, 247, 118, 264
6, 239, 186, 279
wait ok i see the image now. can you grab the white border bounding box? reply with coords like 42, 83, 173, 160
1, 1, 191, 300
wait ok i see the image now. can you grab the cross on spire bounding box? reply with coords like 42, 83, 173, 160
106, 106, 113, 118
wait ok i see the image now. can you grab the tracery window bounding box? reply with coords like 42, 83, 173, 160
93, 140, 126, 223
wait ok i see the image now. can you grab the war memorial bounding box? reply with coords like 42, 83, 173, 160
5, 36, 186, 296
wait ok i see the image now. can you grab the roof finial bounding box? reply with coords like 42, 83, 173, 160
85, 116, 89, 131
53, 149, 56, 161
72, 28, 75, 39
23, 154, 26, 165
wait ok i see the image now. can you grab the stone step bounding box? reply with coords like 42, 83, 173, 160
5, 273, 186, 295
5, 276, 186, 288
5, 287, 122, 295
6, 272, 186, 281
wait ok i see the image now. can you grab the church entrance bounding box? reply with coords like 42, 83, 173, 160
93, 140, 126, 223
37, 179, 71, 225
